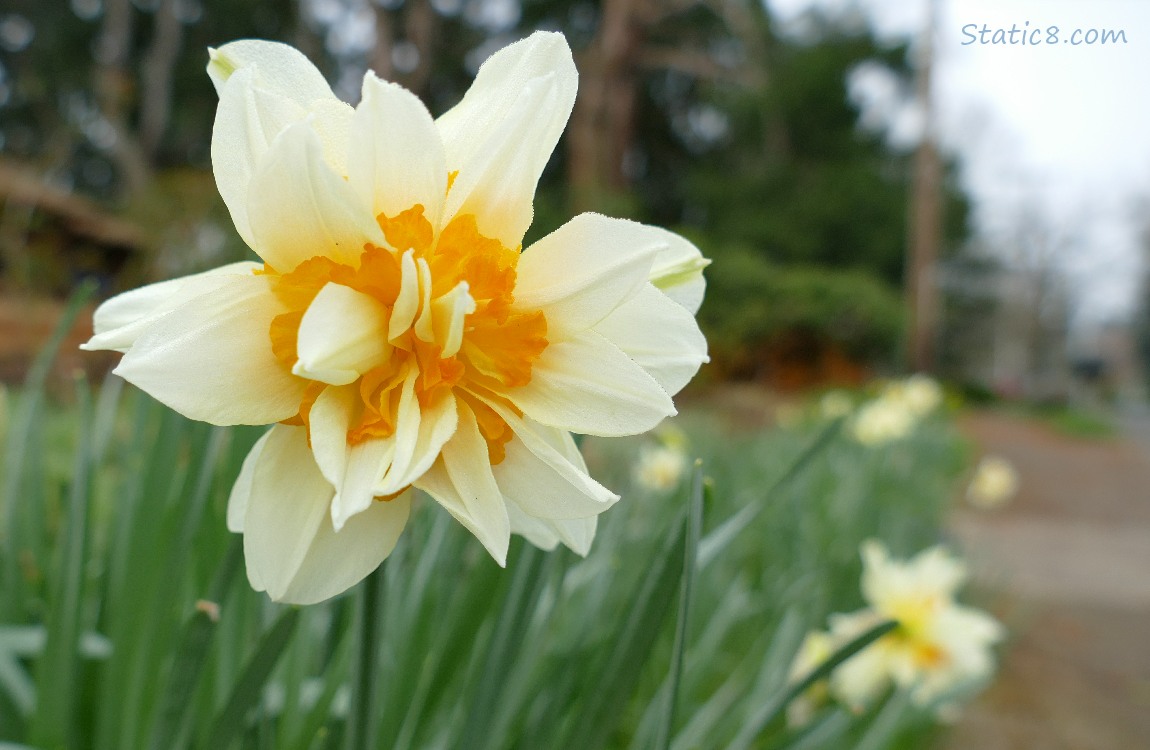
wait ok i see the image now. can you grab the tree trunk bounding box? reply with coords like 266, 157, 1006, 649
139, 0, 185, 161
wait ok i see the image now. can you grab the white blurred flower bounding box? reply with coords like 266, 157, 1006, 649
829, 540, 1004, 710
896, 374, 943, 417
966, 456, 1019, 510
634, 443, 688, 492
850, 397, 915, 446
82, 33, 709, 604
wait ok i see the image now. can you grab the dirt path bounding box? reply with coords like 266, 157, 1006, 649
945, 410, 1150, 750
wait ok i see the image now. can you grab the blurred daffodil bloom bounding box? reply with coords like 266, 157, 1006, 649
82, 33, 708, 604
828, 541, 1003, 710
966, 455, 1019, 509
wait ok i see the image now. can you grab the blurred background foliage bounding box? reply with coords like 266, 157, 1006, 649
0, 0, 975, 388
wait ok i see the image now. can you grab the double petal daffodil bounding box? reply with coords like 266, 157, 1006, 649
83, 32, 708, 604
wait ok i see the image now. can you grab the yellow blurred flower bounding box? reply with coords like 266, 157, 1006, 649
82, 33, 708, 604
829, 540, 1003, 709
966, 456, 1019, 510
633, 443, 688, 492
849, 397, 915, 446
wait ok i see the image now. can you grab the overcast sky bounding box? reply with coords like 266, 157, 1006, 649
767, 0, 1150, 326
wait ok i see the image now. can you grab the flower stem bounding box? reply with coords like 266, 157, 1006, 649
346, 564, 385, 750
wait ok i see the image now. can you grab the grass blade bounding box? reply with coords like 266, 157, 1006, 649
27, 373, 93, 749
726, 619, 897, 750
199, 606, 301, 750
146, 538, 243, 750
653, 461, 705, 750
558, 512, 688, 750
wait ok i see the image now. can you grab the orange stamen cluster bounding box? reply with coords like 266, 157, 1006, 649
263, 205, 548, 464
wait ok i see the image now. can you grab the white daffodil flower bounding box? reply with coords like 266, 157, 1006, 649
828, 540, 1004, 710
83, 33, 709, 604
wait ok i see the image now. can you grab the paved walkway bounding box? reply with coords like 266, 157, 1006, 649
945, 410, 1150, 750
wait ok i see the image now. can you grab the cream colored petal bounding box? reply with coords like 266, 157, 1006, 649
375, 385, 458, 496
277, 491, 411, 605
514, 214, 664, 340
293, 282, 393, 386
494, 434, 616, 519
208, 40, 337, 103
432, 282, 476, 358
241, 424, 333, 598
480, 399, 617, 519
242, 423, 410, 605
441, 72, 565, 248
226, 428, 272, 533
246, 122, 383, 272
414, 404, 510, 564
348, 73, 447, 229
308, 384, 397, 530
506, 330, 676, 437
307, 97, 356, 178
82, 261, 260, 353
505, 501, 560, 550
388, 250, 419, 340
211, 68, 310, 248
647, 227, 710, 314
413, 257, 435, 343
114, 274, 305, 426
505, 501, 598, 556
436, 31, 576, 178
592, 283, 708, 396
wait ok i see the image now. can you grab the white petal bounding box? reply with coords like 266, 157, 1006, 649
481, 400, 618, 519
349, 74, 447, 230
293, 282, 393, 386
513, 214, 663, 340
441, 74, 560, 248
506, 330, 676, 437
437, 32, 577, 248
646, 227, 710, 313
277, 491, 411, 605
242, 424, 409, 605
227, 429, 273, 533
592, 283, 708, 396
211, 68, 309, 248
388, 250, 419, 340
114, 274, 305, 426
432, 282, 476, 358
437, 31, 576, 176
375, 386, 458, 496
208, 40, 337, 104
242, 425, 334, 598
413, 257, 435, 343
308, 97, 356, 178
414, 404, 510, 564
82, 261, 260, 353
505, 501, 598, 556
247, 122, 383, 272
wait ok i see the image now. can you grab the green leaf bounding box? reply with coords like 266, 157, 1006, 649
558, 510, 688, 750
199, 606, 301, 750
725, 619, 898, 750
653, 460, 705, 750
146, 538, 243, 750
28, 373, 93, 750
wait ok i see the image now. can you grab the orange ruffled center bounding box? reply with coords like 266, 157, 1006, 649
261, 206, 548, 464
